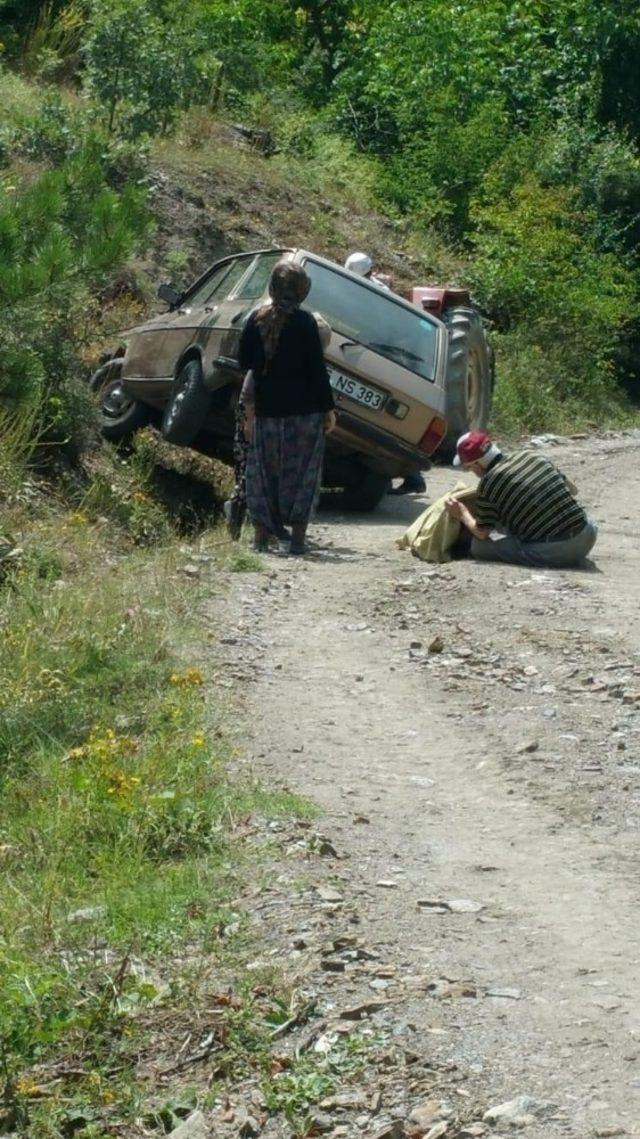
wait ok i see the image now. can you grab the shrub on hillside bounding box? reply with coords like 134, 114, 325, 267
0, 142, 150, 467
470, 172, 639, 427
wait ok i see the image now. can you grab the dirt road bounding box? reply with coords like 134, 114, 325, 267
211, 432, 640, 1138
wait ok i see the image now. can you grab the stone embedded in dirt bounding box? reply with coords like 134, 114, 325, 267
66, 905, 107, 924
408, 1099, 445, 1128
316, 886, 344, 903
181, 563, 200, 578
486, 987, 522, 1000
403, 974, 432, 990
331, 934, 358, 950
425, 1123, 449, 1139
370, 1090, 383, 1113
168, 1111, 209, 1139
353, 814, 371, 824
307, 1112, 334, 1132
410, 640, 423, 649
428, 635, 445, 653
594, 1128, 628, 1137
428, 978, 477, 999
317, 837, 340, 857
320, 1092, 368, 1111
446, 898, 483, 914
483, 1095, 550, 1128
238, 1113, 262, 1138
459, 1126, 488, 1137
416, 898, 449, 913
376, 879, 399, 888
516, 740, 540, 754
321, 957, 346, 972
369, 1123, 405, 1139
339, 1000, 387, 1020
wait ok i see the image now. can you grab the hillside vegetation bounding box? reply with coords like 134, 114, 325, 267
1, 0, 640, 474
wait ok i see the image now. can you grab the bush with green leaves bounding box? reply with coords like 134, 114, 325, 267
83, 0, 211, 138
0, 139, 150, 465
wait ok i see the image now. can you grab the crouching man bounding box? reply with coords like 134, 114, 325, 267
445, 431, 597, 568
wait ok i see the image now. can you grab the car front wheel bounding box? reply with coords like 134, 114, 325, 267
90, 358, 150, 442
162, 358, 211, 446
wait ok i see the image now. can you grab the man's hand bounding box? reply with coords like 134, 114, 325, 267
445, 495, 491, 541
445, 496, 464, 519
324, 410, 337, 434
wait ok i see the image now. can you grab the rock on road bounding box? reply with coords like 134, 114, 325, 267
209, 432, 640, 1138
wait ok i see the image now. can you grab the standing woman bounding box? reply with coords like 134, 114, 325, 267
239, 261, 336, 555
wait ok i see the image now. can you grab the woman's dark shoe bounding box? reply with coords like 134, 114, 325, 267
289, 524, 307, 556
253, 523, 270, 552
224, 498, 245, 541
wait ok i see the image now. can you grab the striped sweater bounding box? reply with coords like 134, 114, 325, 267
474, 451, 586, 541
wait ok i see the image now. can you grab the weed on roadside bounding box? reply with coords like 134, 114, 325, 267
0, 507, 312, 1136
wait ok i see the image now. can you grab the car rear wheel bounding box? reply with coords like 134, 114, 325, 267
90, 358, 151, 442
438, 307, 492, 462
162, 358, 210, 446
341, 464, 390, 512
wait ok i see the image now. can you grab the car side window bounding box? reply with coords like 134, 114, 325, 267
303, 259, 439, 382
186, 257, 252, 309
233, 252, 284, 301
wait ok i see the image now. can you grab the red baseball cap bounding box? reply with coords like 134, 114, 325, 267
453, 430, 493, 467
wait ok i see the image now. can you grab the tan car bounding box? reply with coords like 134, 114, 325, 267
92, 248, 492, 510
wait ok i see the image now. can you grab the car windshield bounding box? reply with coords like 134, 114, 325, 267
302, 259, 439, 382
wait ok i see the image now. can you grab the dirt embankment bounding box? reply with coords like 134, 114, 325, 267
144, 122, 460, 292
204, 432, 640, 1139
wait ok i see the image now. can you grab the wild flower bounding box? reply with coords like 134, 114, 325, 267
169, 667, 204, 687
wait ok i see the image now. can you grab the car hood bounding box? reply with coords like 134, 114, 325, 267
118, 312, 169, 339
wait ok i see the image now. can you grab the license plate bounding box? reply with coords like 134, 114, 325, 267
329, 369, 385, 411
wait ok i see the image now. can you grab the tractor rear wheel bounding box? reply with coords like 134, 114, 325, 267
438, 307, 493, 462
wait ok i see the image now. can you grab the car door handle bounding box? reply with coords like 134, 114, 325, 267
340, 340, 359, 351
231, 308, 251, 326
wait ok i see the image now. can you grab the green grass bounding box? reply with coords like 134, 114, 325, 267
0, 67, 42, 122
0, 504, 314, 1136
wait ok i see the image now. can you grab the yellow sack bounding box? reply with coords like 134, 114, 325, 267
396, 481, 477, 563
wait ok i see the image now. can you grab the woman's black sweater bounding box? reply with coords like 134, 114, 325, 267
238, 308, 335, 417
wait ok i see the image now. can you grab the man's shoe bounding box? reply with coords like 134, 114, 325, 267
388, 474, 427, 495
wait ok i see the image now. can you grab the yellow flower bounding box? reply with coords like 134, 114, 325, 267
15, 1076, 44, 1098
191, 734, 205, 748
170, 667, 204, 688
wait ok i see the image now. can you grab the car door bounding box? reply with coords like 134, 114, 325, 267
203, 249, 288, 381
160, 254, 256, 380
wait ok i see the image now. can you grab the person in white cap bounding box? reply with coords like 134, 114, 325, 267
344, 251, 392, 291
444, 430, 597, 567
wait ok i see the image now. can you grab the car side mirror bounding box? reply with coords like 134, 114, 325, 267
157, 282, 181, 309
